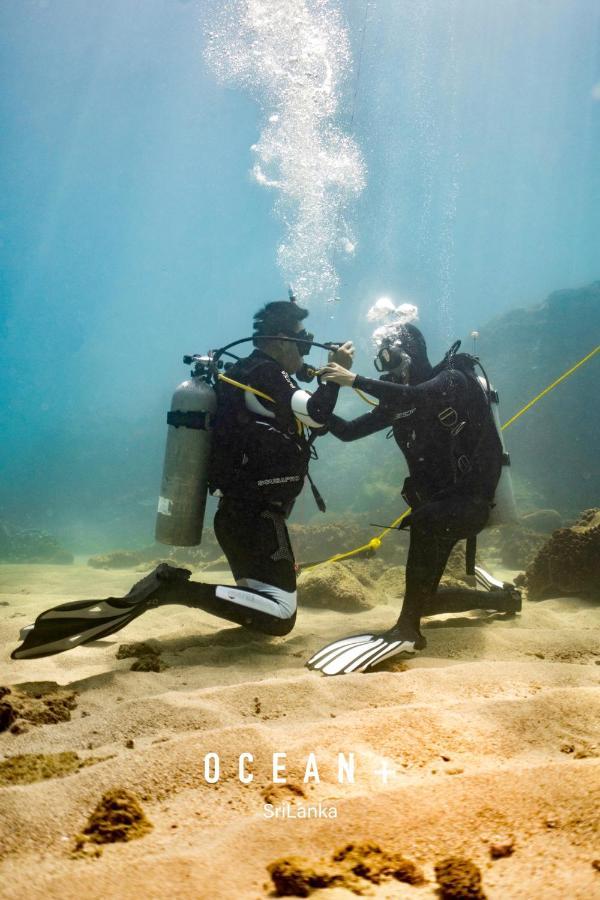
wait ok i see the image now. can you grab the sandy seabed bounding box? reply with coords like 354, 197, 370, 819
0, 562, 598, 899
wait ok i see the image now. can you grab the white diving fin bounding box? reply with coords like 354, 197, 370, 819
306, 630, 425, 676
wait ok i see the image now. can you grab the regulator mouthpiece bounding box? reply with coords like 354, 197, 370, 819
295, 363, 317, 383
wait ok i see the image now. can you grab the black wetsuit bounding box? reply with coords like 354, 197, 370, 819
194, 349, 340, 634
13, 351, 343, 659
328, 366, 502, 635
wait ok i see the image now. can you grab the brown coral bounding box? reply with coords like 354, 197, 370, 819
297, 562, 374, 611
76, 788, 152, 847
333, 842, 425, 886
434, 856, 486, 899
0, 752, 104, 786
267, 857, 344, 897
268, 842, 424, 896
524, 509, 600, 599
498, 525, 547, 570
0, 683, 77, 732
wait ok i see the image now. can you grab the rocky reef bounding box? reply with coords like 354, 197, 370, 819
2, 284, 596, 559
268, 842, 425, 896
477, 281, 600, 515
519, 509, 563, 533
523, 509, 600, 599
89, 521, 497, 614
290, 519, 408, 567
87, 542, 217, 571
295, 541, 485, 612
495, 525, 548, 570
0, 521, 73, 564
476, 510, 564, 571
87, 517, 410, 571
297, 563, 374, 612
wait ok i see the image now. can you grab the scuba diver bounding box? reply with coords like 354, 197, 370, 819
306, 315, 521, 676
12, 300, 354, 660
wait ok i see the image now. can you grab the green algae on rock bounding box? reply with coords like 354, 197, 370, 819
434, 856, 486, 899
268, 857, 345, 897
0, 751, 104, 786
75, 788, 153, 848
130, 655, 168, 672
116, 640, 168, 672
116, 641, 162, 659
0, 683, 78, 733
268, 842, 425, 896
524, 508, 600, 599
297, 562, 374, 612
333, 842, 425, 886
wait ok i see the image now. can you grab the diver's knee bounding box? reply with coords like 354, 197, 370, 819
265, 611, 297, 637
235, 578, 297, 620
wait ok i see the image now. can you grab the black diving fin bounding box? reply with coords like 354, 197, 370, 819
11, 563, 191, 661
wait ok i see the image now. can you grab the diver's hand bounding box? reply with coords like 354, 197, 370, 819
328, 340, 354, 369
320, 362, 357, 387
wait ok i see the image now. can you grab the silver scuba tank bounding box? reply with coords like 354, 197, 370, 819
155, 370, 217, 546
478, 377, 518, 527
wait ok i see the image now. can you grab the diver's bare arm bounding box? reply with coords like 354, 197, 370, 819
320, 362, 357, 387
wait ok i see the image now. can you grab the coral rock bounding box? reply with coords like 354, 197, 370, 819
434, 856, 486, 899
520, 509, 562, 533
298, 562, 374, 612
524, 509, 600, 599
376, 566, 406, 600
0, 520, 73, 564
76, 788, 152, 847
498, 525, 547, 570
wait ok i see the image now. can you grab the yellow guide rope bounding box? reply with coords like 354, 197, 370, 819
304, 343, 600, 569
500, 344, 599, 431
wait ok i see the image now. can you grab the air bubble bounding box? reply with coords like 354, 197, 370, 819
204, 0, 365, 303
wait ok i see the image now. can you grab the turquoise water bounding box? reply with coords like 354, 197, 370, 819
1, 0, 599, 552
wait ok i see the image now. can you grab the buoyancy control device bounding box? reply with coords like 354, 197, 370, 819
480, 376, 518, 526
155, 356, 217, 547
155, 334, 343, 547
436, 342, 517, 526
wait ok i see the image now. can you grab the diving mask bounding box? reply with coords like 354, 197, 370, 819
374, 343, 411, 376
283, 328, 314, 356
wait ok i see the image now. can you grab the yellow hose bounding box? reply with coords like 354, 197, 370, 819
217, 373, 274, 404
218, 373, 304, 436
353, 387, 379, 407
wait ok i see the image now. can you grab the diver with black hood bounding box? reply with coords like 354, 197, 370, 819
12, 299, 354, 660
306, 304, 520, 676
